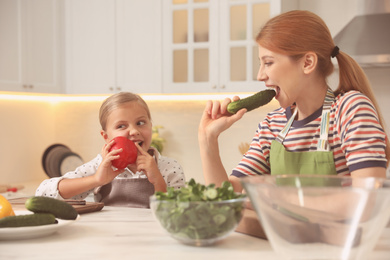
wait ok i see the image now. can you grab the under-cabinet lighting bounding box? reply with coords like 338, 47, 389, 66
0, 92, 254, 102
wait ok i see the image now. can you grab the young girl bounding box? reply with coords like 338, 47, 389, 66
36, 92, 185, 207
198, 10, 389, 192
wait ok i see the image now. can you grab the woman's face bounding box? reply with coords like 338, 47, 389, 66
101, 101, 152, 153
257, 45, 304, 109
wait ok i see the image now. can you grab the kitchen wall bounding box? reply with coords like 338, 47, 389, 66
1, 0, 390, 188
0, 97, 57, 184
2, 66, 390, 187
0, 93, 280, 186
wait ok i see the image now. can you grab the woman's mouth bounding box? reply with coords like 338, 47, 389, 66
267, 86, 280, 98
274, 86, 280, 98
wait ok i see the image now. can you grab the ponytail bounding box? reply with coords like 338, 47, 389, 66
335, 52, 390, 165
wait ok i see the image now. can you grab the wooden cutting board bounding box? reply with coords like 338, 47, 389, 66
8, 197, 104, 214
235, 208, 268, 239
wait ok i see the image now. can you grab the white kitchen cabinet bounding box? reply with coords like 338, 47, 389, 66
0, 0, 61, 93
64, 0, 162, 94
162, 0, 284, 93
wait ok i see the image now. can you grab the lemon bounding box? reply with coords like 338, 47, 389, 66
0, 194, 15, 219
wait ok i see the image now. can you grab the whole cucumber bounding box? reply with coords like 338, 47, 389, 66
0, 213, 56, 228
25, 196, 78, 220
227, 89, 276, 114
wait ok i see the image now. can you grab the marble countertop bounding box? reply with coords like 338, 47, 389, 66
0, 205, 389, 260
0, 206, 283, 260
1, 182, 389, 260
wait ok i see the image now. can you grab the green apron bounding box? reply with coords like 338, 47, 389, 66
269, 88, 337, 186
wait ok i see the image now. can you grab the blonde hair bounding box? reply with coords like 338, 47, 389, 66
256, 10, 390, 165
99, 92, 151, 131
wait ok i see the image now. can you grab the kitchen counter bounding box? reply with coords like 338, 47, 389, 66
0, 205, 389, 260
1, 181, 390, 260
0, 206, 281, 260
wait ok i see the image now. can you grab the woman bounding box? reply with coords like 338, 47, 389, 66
198, 10, 389, 192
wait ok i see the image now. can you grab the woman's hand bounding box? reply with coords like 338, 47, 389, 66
198, 97, 246, 188
135, 143, 166, 192
94, 140, 124, 185
198, 97, 247, 141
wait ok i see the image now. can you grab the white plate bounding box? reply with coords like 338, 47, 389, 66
0, 211, 79, 240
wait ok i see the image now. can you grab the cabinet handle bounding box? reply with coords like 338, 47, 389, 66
109, 87, 114, 91
220, 85, 225, 89
116, 87, 121, 91
212, 85, 217, 89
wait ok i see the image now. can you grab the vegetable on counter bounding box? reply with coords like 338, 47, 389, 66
155, 178, 245, 202
0, 194, 15, 219
1, 196, 78, 228
25, 196, 78, 220
153, 179, 246, 241
0, 213, 56, 228
227, 89, 276, 114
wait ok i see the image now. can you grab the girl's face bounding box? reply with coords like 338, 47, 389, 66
101, 101, 152, 153
257, 45, 305, 109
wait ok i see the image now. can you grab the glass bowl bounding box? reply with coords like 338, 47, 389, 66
150, 195, 247, 246
241, 175, 390, 260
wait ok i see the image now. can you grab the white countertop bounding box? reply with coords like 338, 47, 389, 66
0, 205, 389, 260
0, 206, 280, 260
1, 182, 389, 260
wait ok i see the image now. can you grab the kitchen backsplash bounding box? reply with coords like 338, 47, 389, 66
1, 67, 390, 186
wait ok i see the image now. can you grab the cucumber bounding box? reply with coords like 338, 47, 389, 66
25, 196, 78, 220
227, 89, 276, 114
0, 213, 56, 228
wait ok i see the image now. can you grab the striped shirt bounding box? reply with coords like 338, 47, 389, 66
231, 90, 388, 177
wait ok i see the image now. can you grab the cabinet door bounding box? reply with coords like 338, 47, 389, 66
0, 0, 20, 91
163, 0, 277, 93
116, 0, 162, 94
219, 0, 272, 92
163, 0, 219, 93
23, 0, 61, 93
0, 0, 60, 93
65, 0, 116, 94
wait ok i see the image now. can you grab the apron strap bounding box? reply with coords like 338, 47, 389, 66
317, 88, 335, 151
275, 108, 297, 143
275, 87, 335, 151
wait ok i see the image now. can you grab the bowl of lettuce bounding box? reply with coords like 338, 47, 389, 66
150, 179, 247, 246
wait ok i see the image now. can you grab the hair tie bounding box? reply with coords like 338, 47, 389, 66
331, 46, 340, 58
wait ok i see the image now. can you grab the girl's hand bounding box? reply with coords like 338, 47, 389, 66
135, 143, 166, 192
94, 140, 124, 185
199, 97, 247, 140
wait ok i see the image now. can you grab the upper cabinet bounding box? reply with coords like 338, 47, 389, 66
64, 0, 162, 94
162, 0, 282, 93
0, 0, 291, 94
0, 0, 62, 93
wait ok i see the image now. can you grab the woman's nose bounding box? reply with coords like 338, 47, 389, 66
257, 66, 267, 81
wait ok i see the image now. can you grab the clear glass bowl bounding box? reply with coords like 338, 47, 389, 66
150, 195, 247, 246
241, 175, 390, 260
